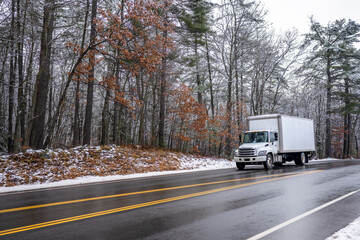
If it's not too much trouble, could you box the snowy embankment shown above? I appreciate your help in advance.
[0,145,233,193]
[326,216,360,240]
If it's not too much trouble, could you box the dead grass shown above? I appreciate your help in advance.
[0,145,230,187]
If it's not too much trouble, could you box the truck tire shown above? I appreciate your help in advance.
[236,162,245,170]
[263,154,273,170]
[295,152,307,165]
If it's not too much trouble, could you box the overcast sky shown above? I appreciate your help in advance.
[263,0,360,35]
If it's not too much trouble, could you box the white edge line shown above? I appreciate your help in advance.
[247,189,360,240]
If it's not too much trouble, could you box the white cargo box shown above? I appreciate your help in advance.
[247,114,316,153]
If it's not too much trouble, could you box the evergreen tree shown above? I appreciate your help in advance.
[179,0,212,104]
[303,18,360,158]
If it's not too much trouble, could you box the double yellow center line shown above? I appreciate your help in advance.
[0,171,312,214]
[0,170,322,236]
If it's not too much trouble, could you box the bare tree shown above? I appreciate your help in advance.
[83,0,97,145]
[26,0,55,149]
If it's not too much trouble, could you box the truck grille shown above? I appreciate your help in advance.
[238,148,256,156]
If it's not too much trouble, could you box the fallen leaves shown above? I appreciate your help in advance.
[0,145,231,187]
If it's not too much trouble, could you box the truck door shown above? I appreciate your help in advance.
[270,131,278,156]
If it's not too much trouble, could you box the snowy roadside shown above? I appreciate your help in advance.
[0,145,234,193]
[0,166,233,193]
[0,146,351,193]
[326,216,360,240]
[313,158,343,162]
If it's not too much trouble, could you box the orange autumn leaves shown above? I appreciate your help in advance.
[64,0,246,153]
[170,84,247,152]
[95,0,174,75]
[66,0,174,108]
[171,84,208,145]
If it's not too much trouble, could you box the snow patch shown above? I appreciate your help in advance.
[313,158,343,162]
[326,216,360,240]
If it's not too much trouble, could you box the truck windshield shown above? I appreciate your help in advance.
[243,132,269,143]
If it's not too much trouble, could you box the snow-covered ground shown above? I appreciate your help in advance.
[0,145,234,193]
[0,165,233,193]
[313,158,344,162]
[326,216,360,240]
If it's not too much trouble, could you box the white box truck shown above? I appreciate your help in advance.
[234,114,316,170]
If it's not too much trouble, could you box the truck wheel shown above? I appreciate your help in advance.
[263,154,273,170]
[236,162,245,170]
[295,153,307,165]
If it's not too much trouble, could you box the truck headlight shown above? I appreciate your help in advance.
[258,150,267,156]
[234,149,239,156]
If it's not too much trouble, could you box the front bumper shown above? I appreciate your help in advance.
[234,155,266,163]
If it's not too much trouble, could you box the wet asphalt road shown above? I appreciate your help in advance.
[1,159,360,240]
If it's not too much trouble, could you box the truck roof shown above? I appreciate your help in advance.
[247,114,313,122]
[245,130,271,133]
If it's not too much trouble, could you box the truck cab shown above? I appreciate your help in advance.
[234,114,316,170]
[234,130,278,170]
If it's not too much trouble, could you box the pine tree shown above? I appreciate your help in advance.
[179,0,212,104]
[303,18,360,158]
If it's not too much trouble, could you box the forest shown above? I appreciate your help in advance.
[0,0,359,159]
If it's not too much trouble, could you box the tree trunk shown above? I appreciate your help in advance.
[315,94,323,158]
[235,60,241,145]
[0,41,9,151]
[136,73,145,145]
[26,0,55,149]
[83,0,97,145]
[73,0,89,146]
[8,0,16,153]
[205,34,214,117]
[195,38,202,104]
[150,75,158,146]
[112,60,121,145]
[101,88,110,145]
[324,54,332,158]
[73,81,81,146]
[342,77,351,159]
[138,103,146,145]
[15,0,27,148]
[158,17,168,148]
[24,32,35,139]
[48,76,53,129]
[225,72,233,156]
[113,100,120,144]
[355,135,359,158]
[240,69,244,124]
[112,0,126,146]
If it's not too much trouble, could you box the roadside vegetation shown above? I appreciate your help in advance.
[0,145,232,187]
[0,0,359,163]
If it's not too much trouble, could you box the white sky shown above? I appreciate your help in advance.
[263,0,360,35]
